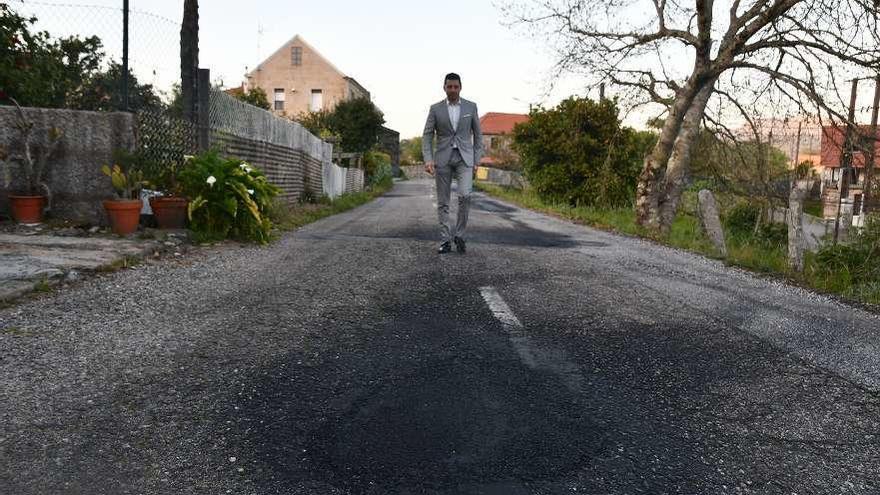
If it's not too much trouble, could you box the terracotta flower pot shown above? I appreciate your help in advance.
[103,199,143,235]
[8,194,46,224]
[149,196,189,229]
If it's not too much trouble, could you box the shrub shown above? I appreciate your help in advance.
[755,222,788,246]
[512,96,655,208]
[811,213,880,289]
[724,202,759,237]
[364,150,392,185]
[177,151,281,244]
[233,87,270,110]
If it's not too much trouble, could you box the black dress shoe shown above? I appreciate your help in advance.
[453,236,466,254]
[438,241,452,254]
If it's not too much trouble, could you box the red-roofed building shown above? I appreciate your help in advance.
[224,85,245,98]
[820,125,880,217]
[479,112,529,167]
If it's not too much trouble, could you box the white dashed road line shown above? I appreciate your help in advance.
[480,286,584,393]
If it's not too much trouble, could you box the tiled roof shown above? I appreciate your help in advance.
[820,125,880,168]
[224,85,245,97]
[480,112,529,135]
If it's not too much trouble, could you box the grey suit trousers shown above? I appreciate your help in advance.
[435,149,473,243]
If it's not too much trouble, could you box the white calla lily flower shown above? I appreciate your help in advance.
[247,189,255,195]
[206,175,217,186]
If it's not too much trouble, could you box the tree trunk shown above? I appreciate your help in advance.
[635,77,704,229]
[180,0,199,122]
[657,83,716,233]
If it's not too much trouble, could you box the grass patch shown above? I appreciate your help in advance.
[804,199,823,218]
[33,279,52,293]
[476,182,876,308]
[477,183,722,258]
[1,326,35,336]
[268,179,393,235]
[95,255,142,273]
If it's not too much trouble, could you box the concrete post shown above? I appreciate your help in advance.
[788,180,812,272]
[697,189,727,257]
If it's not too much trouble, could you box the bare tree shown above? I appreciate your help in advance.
[502,0,880,233]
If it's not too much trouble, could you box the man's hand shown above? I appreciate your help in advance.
[425,161,435,176]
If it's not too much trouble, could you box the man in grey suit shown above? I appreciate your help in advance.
[422,73,483,254]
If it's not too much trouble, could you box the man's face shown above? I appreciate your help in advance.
[444,79,461,102]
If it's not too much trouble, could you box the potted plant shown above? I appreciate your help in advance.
[1,97,63,224]
[101,164,146,235]
[147,156,189,229]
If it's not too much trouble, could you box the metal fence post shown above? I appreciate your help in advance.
[197,68,210,151]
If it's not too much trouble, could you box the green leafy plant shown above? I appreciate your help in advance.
[810,213,880,291]
[363,150,392,185]
[177,150,281,243]
[101,163,146,200]
[723,202,760,238]
[111,148,182,195]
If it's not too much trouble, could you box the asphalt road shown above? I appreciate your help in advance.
[2,178,880,494]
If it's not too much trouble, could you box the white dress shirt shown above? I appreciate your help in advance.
[447,99,461,148]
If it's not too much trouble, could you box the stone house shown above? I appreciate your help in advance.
[241,34,370,118]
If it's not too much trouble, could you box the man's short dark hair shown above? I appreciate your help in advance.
[444,73,461,85]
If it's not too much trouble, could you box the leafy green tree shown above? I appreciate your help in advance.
[72,62,164,111]
[234,87,270,110]
[399,136,423,165]
[1,5,104,108]
[327,97,385,153]
[513,97,654,208]
[295,109,334,137]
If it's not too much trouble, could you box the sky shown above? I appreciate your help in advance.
[16,0,876,140]
[13,0,596,138]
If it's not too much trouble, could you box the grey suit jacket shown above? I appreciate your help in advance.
[422,98,483,168]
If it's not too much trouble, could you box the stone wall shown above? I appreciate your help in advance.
[476,166,527,189]
[400,165,433,180]
[768,207,835,251]
[0,106,136,224]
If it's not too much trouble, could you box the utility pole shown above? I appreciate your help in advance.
[121,0,129,111]
[793,120,803,171]
[599,83,605,101]
[864,76,880,214]
[834,79,859,244]
[181,0,200,123]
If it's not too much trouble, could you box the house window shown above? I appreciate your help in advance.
[310,89,323,112]
[291,46,302,66]
[274,88,285,111]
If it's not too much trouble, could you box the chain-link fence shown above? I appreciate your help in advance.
[6,1,182,111]
[5,2,197,171]
[209,88,328,161]
[137,107,198,168]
